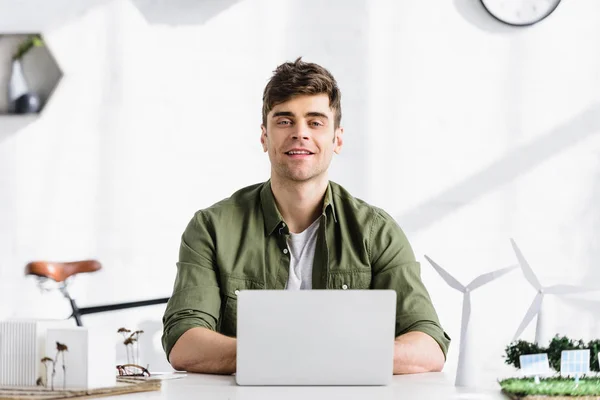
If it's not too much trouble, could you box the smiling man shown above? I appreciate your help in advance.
[162,57,451,375]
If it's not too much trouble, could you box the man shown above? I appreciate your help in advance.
[162,57,451,375]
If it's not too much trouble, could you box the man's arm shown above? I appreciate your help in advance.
[169,327,236,374]
[393,331,445,374]
[369,208,451,374]
[162,211,229,374]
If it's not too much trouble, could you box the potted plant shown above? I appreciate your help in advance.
[7,34,43,114]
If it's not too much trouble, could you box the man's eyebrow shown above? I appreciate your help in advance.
[271,111,329,119]
[272,111,294,118]
[305,112,328,119]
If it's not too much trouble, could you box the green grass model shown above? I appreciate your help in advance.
[500,335,600,398]
[499,376,600,398]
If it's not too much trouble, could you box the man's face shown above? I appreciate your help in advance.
[261,94,343,183]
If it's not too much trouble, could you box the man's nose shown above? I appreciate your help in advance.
[292,121,311,140]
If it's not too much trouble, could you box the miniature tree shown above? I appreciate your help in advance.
[587,339,600,372]
[547,336,585,371]
[39,342,68,390]
[504,335,591,372]
[504,340,545,369]
[56,342,68,389]
[132,330,144,365]
[117,327,131,339]
[40,356,53,389]
[123,336,135,364]
[118,328,133,364]
[118,327,144,365]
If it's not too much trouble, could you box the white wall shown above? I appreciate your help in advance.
[1,0,599,376]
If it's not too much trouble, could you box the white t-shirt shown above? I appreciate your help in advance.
[285,218,320,290]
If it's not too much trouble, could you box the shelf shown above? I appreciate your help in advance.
[0,114,37,141]
[0,33,62,116]
[131,0,243,25]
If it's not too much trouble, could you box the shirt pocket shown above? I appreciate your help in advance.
[327,270,372,290]
[219,275,264,337]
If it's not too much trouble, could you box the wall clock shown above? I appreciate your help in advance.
[480,0,561,26]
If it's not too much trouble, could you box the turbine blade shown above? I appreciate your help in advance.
[560,297,600,313]
[545,284,599,295]
[424,255,465,292]
[512,292,544,342]
[467,264,518,291]
[510,238,542,290]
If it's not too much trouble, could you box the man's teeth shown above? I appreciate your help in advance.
[287,151,311,155]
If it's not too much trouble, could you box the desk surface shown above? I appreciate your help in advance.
[105,371,509,400]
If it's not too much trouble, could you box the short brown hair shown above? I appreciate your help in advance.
[262,57,342,128]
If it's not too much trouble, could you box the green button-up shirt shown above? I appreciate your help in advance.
[162,180,451,360]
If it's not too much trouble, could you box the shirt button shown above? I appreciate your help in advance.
[282,223,286,227]
[283,249,288,254]
[234,290,240,296]
[342,284,348,290]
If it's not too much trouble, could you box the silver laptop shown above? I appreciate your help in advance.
[236,290,396,386]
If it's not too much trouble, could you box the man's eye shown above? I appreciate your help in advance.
[278,120,292,126]
[310,121,324,127]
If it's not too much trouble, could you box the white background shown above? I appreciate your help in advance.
[1,0,599,376]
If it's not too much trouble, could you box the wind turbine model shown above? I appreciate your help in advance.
[510,238,597,345]
[424,255,517,387]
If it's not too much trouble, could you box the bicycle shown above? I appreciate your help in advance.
[25,260,170,327]
[25,260,172,375]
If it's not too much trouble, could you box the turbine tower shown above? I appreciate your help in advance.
[510,238,596,345]
[425,255,517,387]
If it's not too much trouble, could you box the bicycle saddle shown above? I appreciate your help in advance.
[25,260,102,282]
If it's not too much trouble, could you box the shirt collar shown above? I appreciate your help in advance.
[322,182,338,223]
[260,180,338,236]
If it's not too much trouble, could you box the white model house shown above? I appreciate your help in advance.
[0,320,115,389]
[0,319,70,386]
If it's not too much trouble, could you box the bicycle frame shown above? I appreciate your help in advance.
[58,283,169,326]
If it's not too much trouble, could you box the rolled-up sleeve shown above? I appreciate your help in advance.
[369,209,451,359]
[161,211,221,360]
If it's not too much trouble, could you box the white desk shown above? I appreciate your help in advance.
[105,372,509,399]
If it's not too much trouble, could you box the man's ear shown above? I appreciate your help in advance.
[261,125,268,152]
[333,127,344,154]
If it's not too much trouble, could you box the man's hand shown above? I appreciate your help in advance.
[393,331,445,374]
[169,327,237,374]
[168,328,444,376]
